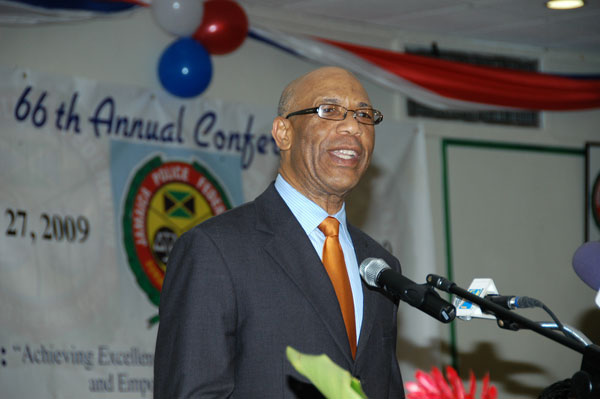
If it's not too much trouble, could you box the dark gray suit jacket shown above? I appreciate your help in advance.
[154,183,404,398]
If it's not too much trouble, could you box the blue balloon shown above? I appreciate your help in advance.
[158,38,213,98]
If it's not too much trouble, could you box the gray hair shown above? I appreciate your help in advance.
[277,85,295,117]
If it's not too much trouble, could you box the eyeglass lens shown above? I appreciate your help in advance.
[318,104,379,125]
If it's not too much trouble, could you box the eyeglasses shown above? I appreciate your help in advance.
[285,104,383,125]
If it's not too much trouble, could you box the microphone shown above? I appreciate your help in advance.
[572,241,600,308]
[359,258,456,323]
[485,294,542,310]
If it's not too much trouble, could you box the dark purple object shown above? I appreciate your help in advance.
[573,241,600,290]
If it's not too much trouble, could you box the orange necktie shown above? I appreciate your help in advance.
[319,216,357,359]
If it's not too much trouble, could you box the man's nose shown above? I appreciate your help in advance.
[336,111,363,135]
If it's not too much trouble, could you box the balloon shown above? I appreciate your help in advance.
[193,0,249,55]
[158,38,213,98]
[152,0,205,37]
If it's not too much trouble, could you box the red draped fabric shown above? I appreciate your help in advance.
[319,38,600,111]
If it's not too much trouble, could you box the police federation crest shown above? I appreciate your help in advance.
[122,156,232,306]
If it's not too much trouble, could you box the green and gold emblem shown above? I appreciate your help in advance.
[122,156,231,306]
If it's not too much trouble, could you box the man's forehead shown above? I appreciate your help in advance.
[298,78,370,103]
[284,67,372,108]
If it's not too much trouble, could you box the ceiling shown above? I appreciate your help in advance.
[241,0,600,55]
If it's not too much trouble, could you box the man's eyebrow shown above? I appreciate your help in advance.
[321,98,372,108]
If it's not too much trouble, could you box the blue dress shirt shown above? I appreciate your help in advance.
[274,174,363,344]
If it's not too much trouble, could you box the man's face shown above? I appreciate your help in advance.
[281,69,375,204]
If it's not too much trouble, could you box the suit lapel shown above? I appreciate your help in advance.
[349,225,381,364]
[255,185,354,364]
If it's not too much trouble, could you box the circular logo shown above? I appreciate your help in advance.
[123,156,231,306]
[592,172,600,230]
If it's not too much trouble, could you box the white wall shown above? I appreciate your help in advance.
[2,6,600,398]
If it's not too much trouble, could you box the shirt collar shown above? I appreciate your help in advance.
[274,174,347,235]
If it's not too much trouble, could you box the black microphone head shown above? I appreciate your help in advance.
[572,241,600,291]
[359,257,390,287]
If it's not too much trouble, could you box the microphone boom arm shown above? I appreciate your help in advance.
[427,274,600,399]
[426,274,586,353]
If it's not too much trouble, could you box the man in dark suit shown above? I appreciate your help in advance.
[154,66,404,398]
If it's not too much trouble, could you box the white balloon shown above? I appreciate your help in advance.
[152,0,205,37]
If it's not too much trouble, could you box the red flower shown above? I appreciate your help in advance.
[405,366,498,399]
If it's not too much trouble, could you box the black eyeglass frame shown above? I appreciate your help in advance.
[285,104,383,125]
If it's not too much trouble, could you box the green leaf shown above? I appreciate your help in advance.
[285,346,368,399]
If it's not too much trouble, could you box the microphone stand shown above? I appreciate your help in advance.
[427,274,600,399]
[538,322,593,347]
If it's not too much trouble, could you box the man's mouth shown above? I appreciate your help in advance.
[331,149,359,160]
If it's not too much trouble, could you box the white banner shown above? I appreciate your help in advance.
[0,66,438,398]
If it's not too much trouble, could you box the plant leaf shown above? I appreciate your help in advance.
[286,346,367,399]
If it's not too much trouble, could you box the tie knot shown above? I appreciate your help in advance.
[318,216,340,237]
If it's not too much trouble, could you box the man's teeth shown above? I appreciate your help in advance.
[332,149,357,159]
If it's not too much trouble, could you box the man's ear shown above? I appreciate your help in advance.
[271,116,292,151]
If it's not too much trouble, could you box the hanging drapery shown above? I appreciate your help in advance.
[250,27,600,111]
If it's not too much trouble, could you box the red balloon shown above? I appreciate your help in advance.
[193,0,249,55]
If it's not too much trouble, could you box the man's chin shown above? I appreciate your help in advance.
[324,176,363,197]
